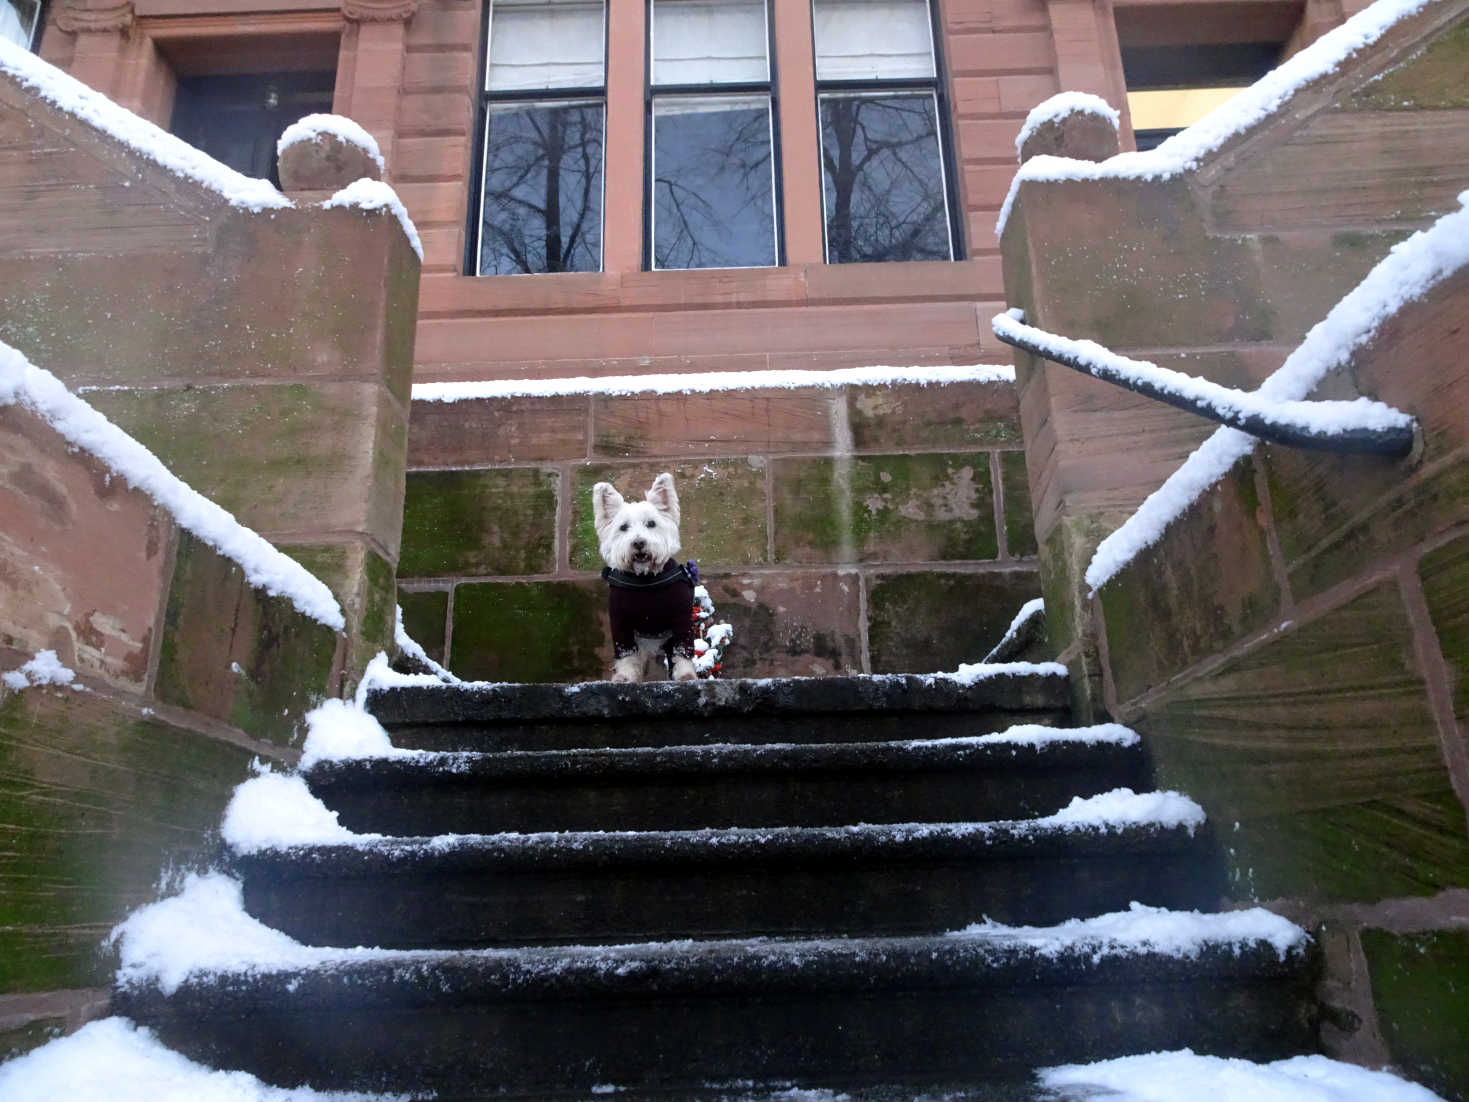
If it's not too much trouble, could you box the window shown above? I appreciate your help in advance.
[813,0,957,263]
[474,0,606,275]
[648,0,778,270]
[2,0,42,50]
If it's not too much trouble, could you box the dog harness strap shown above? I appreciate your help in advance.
[601,562,690,589]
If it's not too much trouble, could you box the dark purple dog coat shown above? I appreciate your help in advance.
[602,561,695,662]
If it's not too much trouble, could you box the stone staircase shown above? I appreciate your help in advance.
[115,670,1320,1099]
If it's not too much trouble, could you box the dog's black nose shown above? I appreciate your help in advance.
[633,539,646,550]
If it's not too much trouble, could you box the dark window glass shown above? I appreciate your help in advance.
[652,96,775,270]
[479,101,604,275]
[1,0,41,50]
[819,92,950,265]
[169,71,335,185]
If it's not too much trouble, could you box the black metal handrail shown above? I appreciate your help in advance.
[993,311,1417,457]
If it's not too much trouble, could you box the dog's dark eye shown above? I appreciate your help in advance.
[645,519,656,528]
[619,523,629,532]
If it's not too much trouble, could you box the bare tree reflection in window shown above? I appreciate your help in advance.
[480,101,604,275]
[821,93,950,264]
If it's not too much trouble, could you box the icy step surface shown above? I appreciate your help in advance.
[113,907,1318,1099]
[301,726,1147,835]
[230,809,1220,948]
[367,669,1071,752]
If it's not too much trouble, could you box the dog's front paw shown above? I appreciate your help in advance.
[611,656,643,683]
[671,656,697,681]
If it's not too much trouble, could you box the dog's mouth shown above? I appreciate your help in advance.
[630,550,655,568]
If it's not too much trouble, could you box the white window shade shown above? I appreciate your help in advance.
[2,1,38,49]
[487,0,605,92]
[653,0,768,86]
[813,0,934,81]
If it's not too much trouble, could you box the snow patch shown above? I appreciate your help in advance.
[981,596,1045,663]
[354,651,458,707]
[0,38,289,212]
[0,342,345,630]
[321,179,424,261]
[950,901,1308,961]
[277,113,385,172]
[298,697,415,769]
[2,649,77,692]
[940,660,1067,685]
[413,364,1016,402]
[1014,91,1119,158]
[1085,195,1469,592]
[220,771,381,854]
[996,0,1440,235]
[0,1016,409,1102]
[393,606,461,682]
[905,721,1140,750]
[1045,787,1205,833]
[1041,1048,1447,1101]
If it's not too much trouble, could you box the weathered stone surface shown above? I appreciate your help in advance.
[1268,451,1469,601]
[87,382,408,558]
[1345,21,1469,110]
[999,450,1036,558]
[448,580,609,682]
[398,589,449,666]
[1420,533,1469,727]
[408,396,588,467]
[772,453,997,564]
[155,534,340,745]
[569,459,767,572]
[0,405,169,692]
[281,541,396,689]
[278,130,383,194]
[0,687,253,991]
[1017,109,1119,164]
[868,570,1043,674]
[1360,927,1469,1100]
[591,389,837,459]
[705,571,863,678]
[1254,232,1410,342]
[1137,583,1469,902]
[845,382,1021,450]
[1101,457,1279,703]
[398,468,557,579]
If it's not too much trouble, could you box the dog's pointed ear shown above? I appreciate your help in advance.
[592,482,625,534]
[646,472,680,527]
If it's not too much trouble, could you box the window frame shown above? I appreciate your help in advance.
[642,0,786,271]
[811,0,965,264]
[467,0,611,276]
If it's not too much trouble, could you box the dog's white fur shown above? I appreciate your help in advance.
[593,473,696,683]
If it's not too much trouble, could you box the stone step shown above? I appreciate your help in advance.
[302,730,1146,835]
[230,818,1220,948]
[114,926,1319,1099]
[365,670,1071,752]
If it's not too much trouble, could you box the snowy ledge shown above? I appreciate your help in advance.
[322,179,424,262]
[0,342,345,631]
[993,309,1416,451]
[412,363,1016,402]
[1013,91,1119,158]
[0,38,289,212]
[1085,191,1469,593]
[995,0,1440,236]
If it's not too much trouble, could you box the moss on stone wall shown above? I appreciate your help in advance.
[1360,928,1469,1099]
[773,453,997,564]
[999,451,1036,558]
[449,580,608,682]
[1420,533,1469,726]
[868,570,1042,674]
[398,590,449,665]
[1347,20,1469,110]
[156,533,339,746]
[399,468,558,579]
[0,689,252,992]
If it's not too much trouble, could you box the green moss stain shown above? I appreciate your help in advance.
[157,533,337,745]
[999,450,1037,557]
[398,590,449,665]
[868,570,1042,674]
[846,384,1021,450]
[773,453,998,564]
[1420,533,1469,724]
[449,580,607,682]
[399,468,557,578]
[569,460,767,572]
[0,690,253,991]
[1361,928,1469,1099]
[1348,21,1469,109]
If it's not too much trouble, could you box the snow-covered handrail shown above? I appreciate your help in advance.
[992,310,1417,457]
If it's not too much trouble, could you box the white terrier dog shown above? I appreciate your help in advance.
[593,473,698,683]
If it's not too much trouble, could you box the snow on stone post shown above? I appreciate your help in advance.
[1015,92,1120,165]
[277,113,386,196]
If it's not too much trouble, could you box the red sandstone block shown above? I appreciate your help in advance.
[397,92,476,137]
[996,73,1061,113]
[393,180,471,226]
[947,32,1056,76]
[405,1,483,48]
[408,395,589,467]
[402,47,477,93]
[959,118,1026,162]
[393,135,474,183]
[591,389,838,458]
